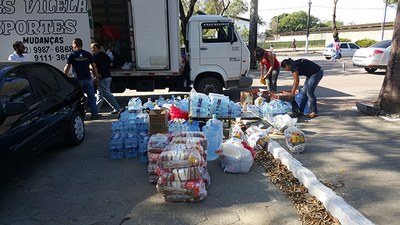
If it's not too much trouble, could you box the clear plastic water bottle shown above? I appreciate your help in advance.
[156,96,166,107]
[143,98,155,110]
[128,97,142,113]
[202,115,223,161]
[179,95,189,112]
[186,119,200,131]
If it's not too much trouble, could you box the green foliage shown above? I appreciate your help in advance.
[199,0,248,17]
[339,38,351,42]
[321,20,344,27]
[355,39,377,47]
[235,25,249,43]
[269,11,322,34]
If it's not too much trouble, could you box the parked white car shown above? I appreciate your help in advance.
[322,42,360,60]
[352,40,391,73]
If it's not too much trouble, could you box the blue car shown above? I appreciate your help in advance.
[0,61,86,177]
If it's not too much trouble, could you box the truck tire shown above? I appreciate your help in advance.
[65,111,85,146]
[195,77,223,94]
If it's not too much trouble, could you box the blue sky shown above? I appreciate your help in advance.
[242,0,397,29]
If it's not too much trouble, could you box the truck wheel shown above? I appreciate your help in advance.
[325,57,331,60]
[364,68,377,73]
[65,111,85,146]
[196,77,223,94]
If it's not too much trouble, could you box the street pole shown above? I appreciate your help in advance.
[381,1,388,40]
[305,0,312,54]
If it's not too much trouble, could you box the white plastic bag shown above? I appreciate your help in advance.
[217,140,254,173]
[284,126,305,154]
[273,114,298,132]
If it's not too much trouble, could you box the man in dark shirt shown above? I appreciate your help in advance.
[64,38,102,120]
[281,58,324,118]
[90,42,122,114]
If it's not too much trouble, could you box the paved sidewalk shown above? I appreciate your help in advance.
[249,58,400,225]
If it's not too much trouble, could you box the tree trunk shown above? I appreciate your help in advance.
[249,0,258,69]
[332,0,339,41]
[377,1,400,114]
[179,0,197,48]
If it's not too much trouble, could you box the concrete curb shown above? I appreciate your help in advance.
[268,140,375,225]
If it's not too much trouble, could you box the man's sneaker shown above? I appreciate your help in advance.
[110,110,120,115]
[91,114,103,120]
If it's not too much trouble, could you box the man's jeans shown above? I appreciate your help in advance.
[299,69,324,114]
[78,79,98,115]
[96,77,121,112]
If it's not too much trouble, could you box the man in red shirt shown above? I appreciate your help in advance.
[94,23,121,54]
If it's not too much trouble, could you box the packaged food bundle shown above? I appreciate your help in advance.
[246,131,269,151]
[156,178,207,202]
[148,152,161,163]
[284,126,306,154]
[216,140,254,173]
[170,136,208,154]
[169,131,206,139]
[155,166,202,182]
[158,147,204,169]
[245,125,262,137]
[229,118,245,141]
[147,133,170,153]
[163,143,205,158]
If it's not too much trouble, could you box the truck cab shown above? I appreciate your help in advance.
[187,15,252,93]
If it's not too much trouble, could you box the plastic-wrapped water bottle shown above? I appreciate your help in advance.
[110,133,125,159]
[143,98,155,110]
[179,95,189,112]
[124,133,138,158]
[138,133,150,163]
[156,96,166,107]
[128,97,142,113]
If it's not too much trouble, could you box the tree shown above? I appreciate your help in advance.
[385,0,398,6]
[200,0,248,17]
[332,0,339,41]
[179,0,197,46]
[248,0,258,69]
[377,1,400,113]
[269,12,320,34]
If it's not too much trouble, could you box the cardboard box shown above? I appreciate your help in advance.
[149,109,168,134]
[240,89,269,105]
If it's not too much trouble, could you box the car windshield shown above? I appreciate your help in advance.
[326,44,333,48]
[369,40,391,48]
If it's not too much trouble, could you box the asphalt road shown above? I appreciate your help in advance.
[0,53,389,225]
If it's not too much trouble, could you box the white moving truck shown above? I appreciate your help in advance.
[0,0,252,94]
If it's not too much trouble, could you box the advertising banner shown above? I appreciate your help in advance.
[0,0,91,70]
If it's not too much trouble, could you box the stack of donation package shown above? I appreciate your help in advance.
[154,131,210,202]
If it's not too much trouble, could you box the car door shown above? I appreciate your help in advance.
[340,43,351,57]
[23,64,69,149]
[0,68,37,168]
[348,43,360,57]
[199,22,241,79]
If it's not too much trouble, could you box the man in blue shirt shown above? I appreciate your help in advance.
[64,38,102,120]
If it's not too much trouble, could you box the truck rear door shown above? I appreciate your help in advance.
[199,22,241,78]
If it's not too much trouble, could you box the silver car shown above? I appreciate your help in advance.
[352,40,391,73]
[322,42,360,60]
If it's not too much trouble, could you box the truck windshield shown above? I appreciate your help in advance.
[201,22,237,43]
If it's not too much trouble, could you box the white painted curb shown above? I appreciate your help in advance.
[268,140,375,225]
